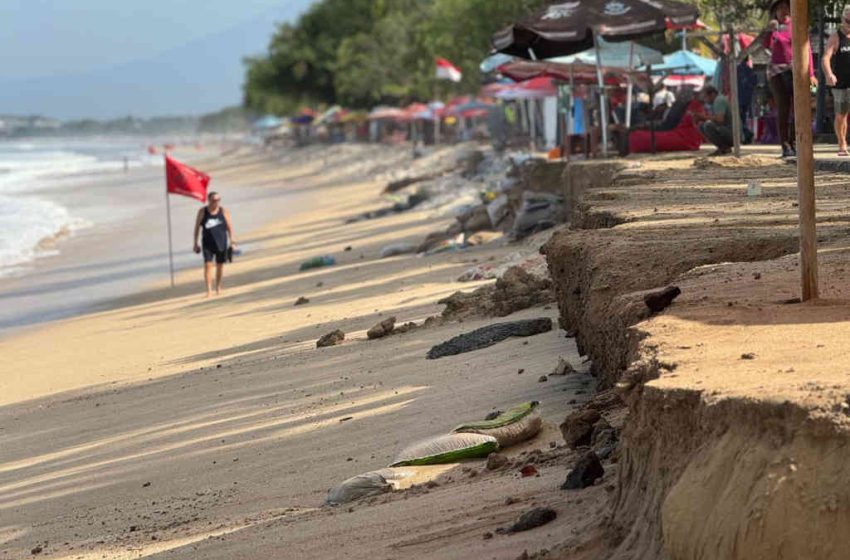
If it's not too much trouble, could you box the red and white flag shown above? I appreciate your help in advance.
[435,57,462,82]
[164,155,210,202]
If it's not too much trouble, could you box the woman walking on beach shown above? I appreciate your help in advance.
[193,191,236,298]
[763,0,817,158]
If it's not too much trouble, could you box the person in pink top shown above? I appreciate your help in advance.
[763,0,817,158]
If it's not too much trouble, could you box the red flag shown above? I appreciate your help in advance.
[165,155,210,202]
[435,57,462,82]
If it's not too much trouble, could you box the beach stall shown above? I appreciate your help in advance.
[367,106,408,143]
[491,0,699,155]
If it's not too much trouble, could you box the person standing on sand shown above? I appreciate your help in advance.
[693,85,733,156]
[193,192,236,298]
[763,0,817,159]
[823,5,850,156]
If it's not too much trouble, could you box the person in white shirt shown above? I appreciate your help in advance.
[652,84,676,119]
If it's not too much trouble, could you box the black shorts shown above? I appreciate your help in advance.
[203,247,227,264]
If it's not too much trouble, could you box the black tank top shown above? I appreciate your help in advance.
[201,207,228,252]
[835,30,850,89]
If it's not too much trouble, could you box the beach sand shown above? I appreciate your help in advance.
[0,145,594,559]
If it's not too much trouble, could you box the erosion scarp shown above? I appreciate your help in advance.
[543,155,850,559]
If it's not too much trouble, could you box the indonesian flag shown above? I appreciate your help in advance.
[165,155,210,202]
[435,57,462,82]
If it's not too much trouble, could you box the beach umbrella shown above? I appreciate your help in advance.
[480,52,516,73]
[497,60,626,85]
[253,115,283,130]
[492,0,700,60]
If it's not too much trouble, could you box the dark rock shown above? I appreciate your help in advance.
[483,531,493,540]
[426,318,553,359]
[538,375,548,383]
[317,330,345,348]
[506,507,557,533]
[486,452,509,470]
[595,444,616,461]
[560,409,601,448]
[644,286,681,314]
[367,317,396,340]
[562,452,604,490]
[741,353,756,360]
[31,546,43,555]
[344,246,353,252]
[439,267,554,320]
[294,296,310,306]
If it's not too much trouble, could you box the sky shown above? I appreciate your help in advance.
[0,0,315,119]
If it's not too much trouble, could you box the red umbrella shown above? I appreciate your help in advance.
[497,60,625,85]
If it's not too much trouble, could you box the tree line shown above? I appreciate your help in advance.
[242,0,845,115]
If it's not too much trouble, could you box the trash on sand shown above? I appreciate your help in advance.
[325,468,417,505]
[300,255,336,272]
[519,464,538,477]
[379,242,418,259]
[511,192,565,240]
[426,318,553,359]
[294,296,310,306]
[486,194,511,230]
[746,180,763,197]
[454,402,542,448]
[390,433,498,467]
[316,329,345,348]
[325,471,392,505]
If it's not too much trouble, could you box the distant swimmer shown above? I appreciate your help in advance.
[193,191,236,298]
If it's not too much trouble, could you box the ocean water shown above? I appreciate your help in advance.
[0,139,156,276]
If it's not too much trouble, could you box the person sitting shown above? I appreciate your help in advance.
[693,85,733,156]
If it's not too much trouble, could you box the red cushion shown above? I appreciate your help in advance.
[629,100,704,153]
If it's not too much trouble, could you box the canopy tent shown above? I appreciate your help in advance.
[654,50,717,76]
[549,38,663,69]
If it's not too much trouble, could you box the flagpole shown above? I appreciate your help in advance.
[164,184,175,288]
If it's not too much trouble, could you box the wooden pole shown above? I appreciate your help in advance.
[164,187,175,288]
[791,0,819,300]
[728,27,743,157]
[593,32,610,157]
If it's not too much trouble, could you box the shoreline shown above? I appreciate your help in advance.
[0,145,307,335]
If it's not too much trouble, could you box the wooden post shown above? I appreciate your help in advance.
[791,0,819,300]
[728,27,743,157]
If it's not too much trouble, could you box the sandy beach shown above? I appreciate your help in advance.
[0,143,600,559]
[7,139,850,560]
